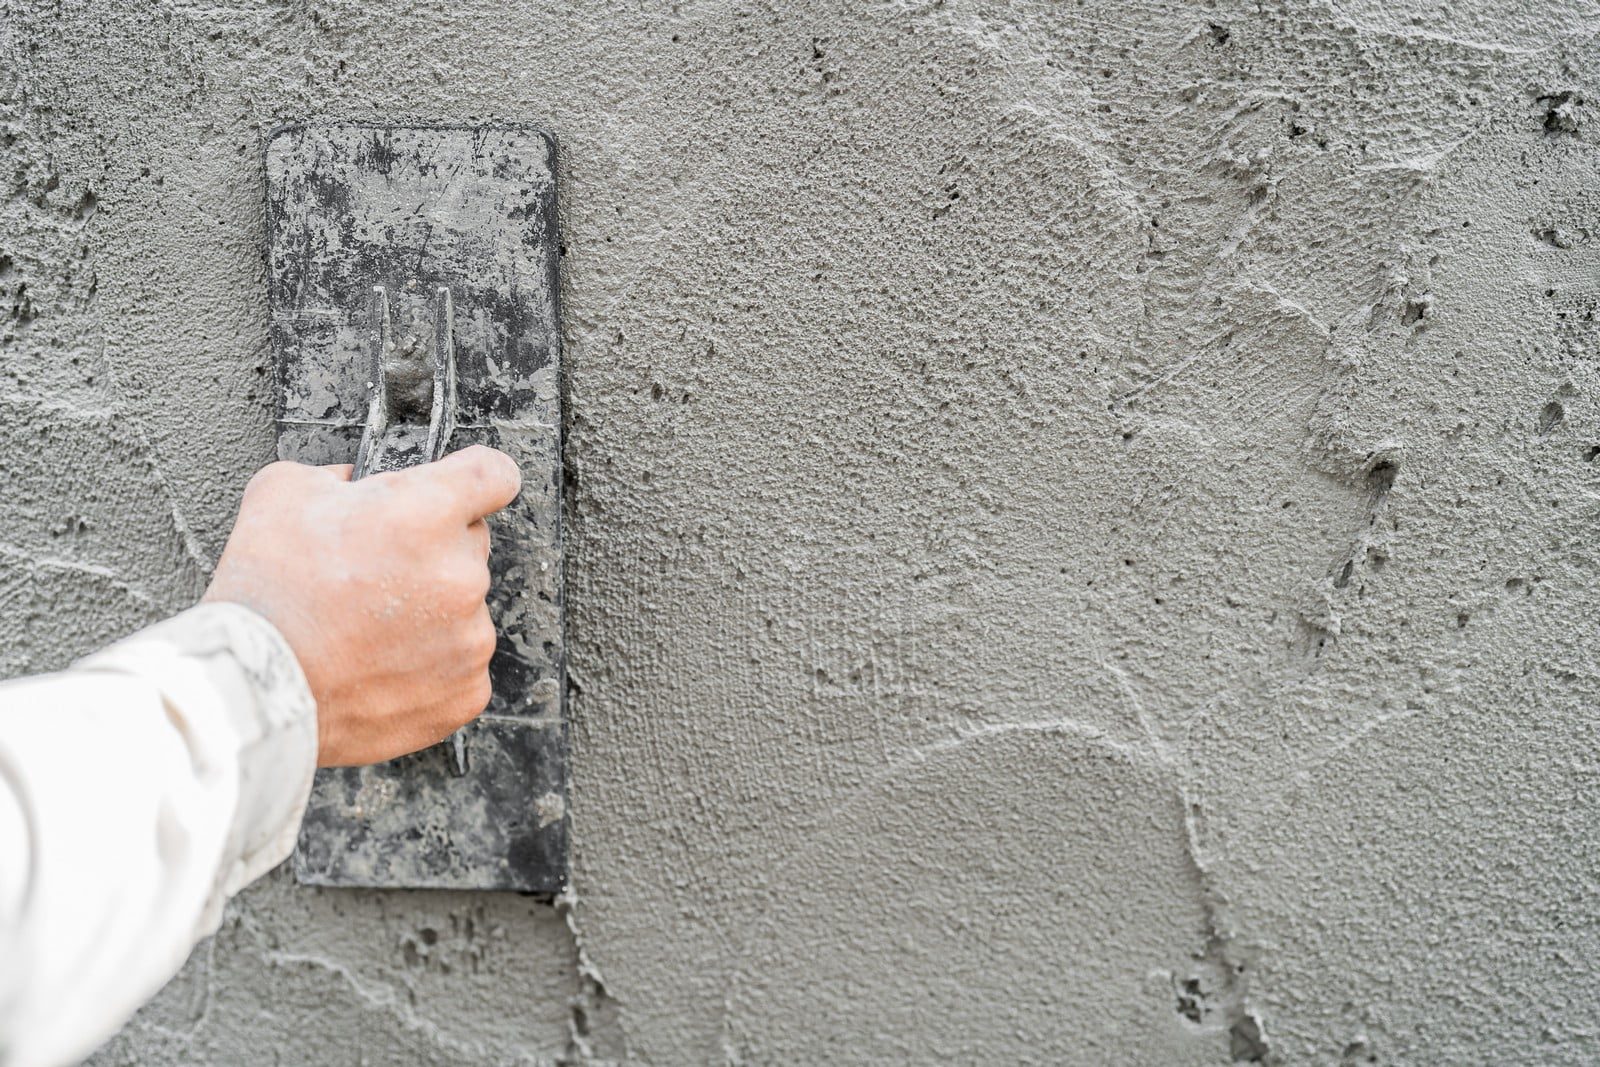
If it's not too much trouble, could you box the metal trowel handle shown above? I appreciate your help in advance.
[354,284,457,478]
[353,283,470,776]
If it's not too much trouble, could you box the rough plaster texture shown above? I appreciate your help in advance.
[4,0,1600,1063]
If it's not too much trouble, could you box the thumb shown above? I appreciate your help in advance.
[396,445,522,522]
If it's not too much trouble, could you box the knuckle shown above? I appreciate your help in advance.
[458,673,493,721]
[467,562,493,601]
[471,616,498,665]
[244,460,297,496]
[378,482,448,536]
[442,562,490,607]
[407,478,454,517]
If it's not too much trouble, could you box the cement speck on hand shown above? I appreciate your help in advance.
[3,0,1600,1063]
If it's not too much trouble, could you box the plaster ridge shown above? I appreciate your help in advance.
[1089,628,1176,765]
[261,948,492,1062]
[754,716,1178,894]
[0,389,114,423]
[555,888,626,1066]
[0,542,159,607]
[1291,703,1425,788]
[1324,0,1580,58]
[1178,788,1273,1064]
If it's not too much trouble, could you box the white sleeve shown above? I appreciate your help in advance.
[0,603,318,1067]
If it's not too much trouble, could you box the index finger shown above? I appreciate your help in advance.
[404,445,522,522]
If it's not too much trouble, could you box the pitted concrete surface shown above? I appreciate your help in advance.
[4,1,1600,1063]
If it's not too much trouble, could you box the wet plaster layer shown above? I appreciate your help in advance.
[4,0,1600,1063]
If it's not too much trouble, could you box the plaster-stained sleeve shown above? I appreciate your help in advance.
[0,604,316,1067]
[75,603,319,910]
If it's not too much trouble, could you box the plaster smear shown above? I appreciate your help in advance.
[3,0,1600,1063]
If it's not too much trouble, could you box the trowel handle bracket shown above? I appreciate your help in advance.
[353,283,469,777]
[353,283,457,479]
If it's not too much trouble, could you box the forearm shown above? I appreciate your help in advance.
[0,605,316,1067]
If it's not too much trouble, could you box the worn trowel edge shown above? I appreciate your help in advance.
[263,120,565,160]
[260,118,568,318]
[264,122,571,894]
[260,118,567,288]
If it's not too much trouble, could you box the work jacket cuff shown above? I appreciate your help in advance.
[75,603,318,911]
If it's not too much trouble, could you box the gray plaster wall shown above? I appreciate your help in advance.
[4,0,1599,1063]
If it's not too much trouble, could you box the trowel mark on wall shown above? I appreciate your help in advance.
[556,890,626,1065]
[0,549,161,677]
[1175,793,1273,1064]
[1172,920,1271,1062]
[1,82,218,593]
[0,81,103,370]
[720,725,1242,1061]
[1329,455,1399,594]
[1535,185,1600,380]
[1538,399,1566,435]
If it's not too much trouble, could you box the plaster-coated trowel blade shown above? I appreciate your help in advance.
[265,124,567,893]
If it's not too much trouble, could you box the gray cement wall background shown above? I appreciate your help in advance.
[4,0,1599,1062]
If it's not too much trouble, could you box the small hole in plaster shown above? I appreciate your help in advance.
[1367,461,1398,494]
[1230,1014,1269,1062]
[1539,401,1565,434]
[1175,977,1204,1023]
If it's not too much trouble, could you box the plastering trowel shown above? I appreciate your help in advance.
[264,124,566,892]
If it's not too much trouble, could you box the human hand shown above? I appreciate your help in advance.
[202,445,521,766]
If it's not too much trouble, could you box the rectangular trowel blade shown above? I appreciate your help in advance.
[265,124,567,892]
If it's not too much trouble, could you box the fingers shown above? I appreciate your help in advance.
[396,445,522,523]
[469,603,497,669]
[467,518,491,562]
[448,605,497,731]
[243,460,350,504]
